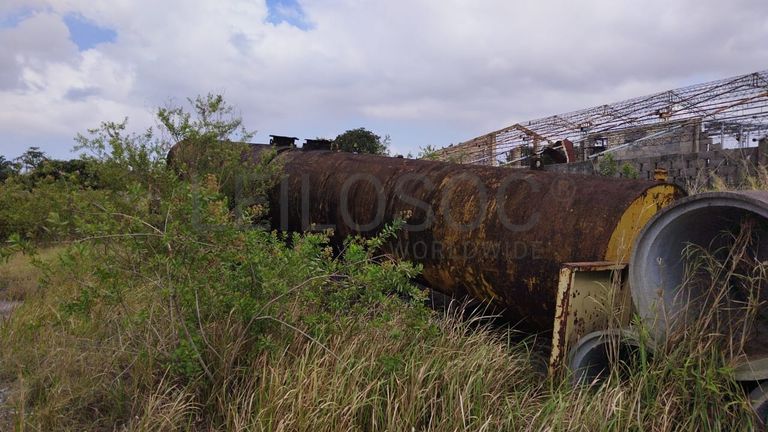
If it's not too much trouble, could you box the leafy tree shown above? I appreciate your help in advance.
[23,158,99,187]
[75,94,254,189]
[74,118,161,192]
[15,147,47,172]
[75,93,276,224]
[0,155,19,182]
[159,94,259,182]
[159,94,280,218]
[157,93,253,148]
[333,128,389,155]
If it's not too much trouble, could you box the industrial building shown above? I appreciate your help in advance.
[433,70,768,169]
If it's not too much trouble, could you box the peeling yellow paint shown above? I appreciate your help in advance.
[548,262,631,376]
[605,184,681,263]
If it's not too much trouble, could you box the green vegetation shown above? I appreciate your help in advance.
[0,247,62,302]
[417,144,439,160]
[333,127,389,155]
[0,95,761,430]
[686,160,768,194]
[0,156,19,182]
[597,153,640,179]
[14,147,47,172]
[620,162,640,179]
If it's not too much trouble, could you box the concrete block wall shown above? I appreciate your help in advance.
[434,133,496,165]
[544,145,763,191]
[581,120,716,161]
[545,160,594,176]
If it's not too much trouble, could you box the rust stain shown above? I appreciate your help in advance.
[170,142,685,333]
[265,150,684,331]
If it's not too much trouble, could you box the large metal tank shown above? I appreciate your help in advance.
[260,148,684,331]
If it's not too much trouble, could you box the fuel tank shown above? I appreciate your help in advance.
[260,148,684,331]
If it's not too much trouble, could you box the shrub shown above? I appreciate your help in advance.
[620,162,639,179]
[0,94,760,431]
[0,176,113,242]
[598,153,618,176]
[333,128,389,155]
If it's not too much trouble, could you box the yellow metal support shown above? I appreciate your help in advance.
[548,262,632,376]
[605,184,681,263]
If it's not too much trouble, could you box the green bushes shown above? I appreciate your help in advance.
[0,93,433,429]
[333,127,389,155]
[0,169,433,429]
[2,228,757,430]
[0,94,761,430]
[0,176,113,242]
[0,166,759,429]
[597,153,639,179]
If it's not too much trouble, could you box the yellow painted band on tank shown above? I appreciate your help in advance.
[604,184,683,263]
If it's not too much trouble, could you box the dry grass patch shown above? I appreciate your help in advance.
[0,246,63,302]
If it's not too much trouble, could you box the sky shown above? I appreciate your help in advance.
[0,0,767,160]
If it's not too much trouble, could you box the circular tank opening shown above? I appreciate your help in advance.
[569,330,643,386]
[630,192,768,369]
[750,381,768,425]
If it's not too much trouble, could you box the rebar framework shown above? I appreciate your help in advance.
[434,70,768,166]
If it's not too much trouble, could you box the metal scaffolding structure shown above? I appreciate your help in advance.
[434,70,768,166]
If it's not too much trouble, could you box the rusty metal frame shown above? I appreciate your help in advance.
[548,261,633,376]
[434,70,768,166]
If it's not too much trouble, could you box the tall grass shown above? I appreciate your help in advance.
[0,94,763,430]
[686,157,768,194]
[0,246,62,302]
[0,190,761,430]
[677,217,768,363]
[0,244,758,430]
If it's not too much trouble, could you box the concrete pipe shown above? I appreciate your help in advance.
[629,191,768,374]
[749,381,768,424]
[568,328,647,385]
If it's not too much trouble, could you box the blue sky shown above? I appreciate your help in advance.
[0,8,31,28]
[62,14,116,51]
[1,8,117,49]
[265,0,311,30]
[0,0,767,161]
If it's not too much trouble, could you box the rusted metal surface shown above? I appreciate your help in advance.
[263,149,684,331]
[303,139,333,151]
[168,140,684,333]
[269,135,298,148]
[561,139,576,163]
[548,262,632,375]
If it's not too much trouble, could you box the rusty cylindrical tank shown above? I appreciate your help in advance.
[256,148,684,332]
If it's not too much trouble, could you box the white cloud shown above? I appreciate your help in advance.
[0,11,143,141]
[0,12,77,89]
[1,0,767,159]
